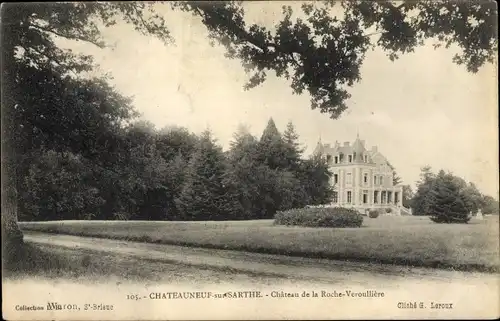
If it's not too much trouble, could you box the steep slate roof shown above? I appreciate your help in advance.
[317,142,348,156]
[352,135,365,153]
[313,135,389,165]
[313,140,324,155]
[367,150,385,163]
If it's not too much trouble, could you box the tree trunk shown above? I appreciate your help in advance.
[1,12,24,264]
[1,157,24,263]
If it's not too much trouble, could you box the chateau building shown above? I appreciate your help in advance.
[313,135,411,215]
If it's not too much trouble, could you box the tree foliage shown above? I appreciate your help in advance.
[387,162,402,186]
[1,2,169,248]
[176,0,497,118]
[16,118,333,223]
[20,150,105,221]
[224,119,333,219]
[257,118,289,170]
[297,153,334,206]
[411,166,495,222]
[2,1,497,251]
[283,121,305,170]
[482,195,500,214]
[427,170,470,223]
[224,130,262,219]
[175,130,239,220]
[411,166,437,216]
[401,184,413,208]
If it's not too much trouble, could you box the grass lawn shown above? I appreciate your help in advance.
[4,242,283,285]
[19,215,500,273]
[3,242,153,281]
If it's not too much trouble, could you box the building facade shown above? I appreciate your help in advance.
[313,135,410,215]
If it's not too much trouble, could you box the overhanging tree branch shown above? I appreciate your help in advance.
[29,23,105,48]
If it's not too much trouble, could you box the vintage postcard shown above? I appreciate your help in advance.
[2,1,499,320]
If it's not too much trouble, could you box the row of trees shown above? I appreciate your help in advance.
[19,119,334,222]
[411,166,499,221]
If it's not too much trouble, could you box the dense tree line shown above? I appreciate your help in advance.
[18,119,333,222]
[411,166,499,220]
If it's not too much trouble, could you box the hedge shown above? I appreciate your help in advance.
[274,207,363,228]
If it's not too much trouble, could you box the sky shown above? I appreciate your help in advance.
[58,2,498,197]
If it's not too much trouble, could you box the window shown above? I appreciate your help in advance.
[326,154,332,163]
[374,191,379,204]
[381,191,387,204]
[395,192,399,204]
[332,192,338,203]
[388,191,393,204]
[334,156,338,164]
[339,153,344,162]
[346,172,352,184]
[364,155,368,163]
[348,155,353,163]
[333,174,338,184]
[347,191,352,204]
[380,176,384,185]
[374,176,378,185]
[363,173,368,184]
[363,190,368,204]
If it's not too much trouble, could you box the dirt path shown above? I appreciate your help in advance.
[4,231,498,320]
[23,231,497,288]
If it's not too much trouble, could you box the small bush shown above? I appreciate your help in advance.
[368,210,380,218]
[430,214,470,224]
[385,208,392,214]
[274,207,363,228]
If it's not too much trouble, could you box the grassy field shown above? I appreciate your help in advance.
[3,242,153,281]
[4,242,297,286]
[19,215,500,272]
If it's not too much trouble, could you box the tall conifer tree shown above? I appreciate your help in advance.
[176,130,238,220]
[258,118,288,170]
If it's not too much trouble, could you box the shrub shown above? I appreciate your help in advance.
[274,207,363,228]
[430,215,470,224]
[368,210,380,218]
[385,208,392,214]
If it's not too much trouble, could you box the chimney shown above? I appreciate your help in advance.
[335,140,340,148]
[324,143,331,149]
[344,142,350,147]
[371,146,378,153]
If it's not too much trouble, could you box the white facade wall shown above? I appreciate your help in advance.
[327,153,403,214]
